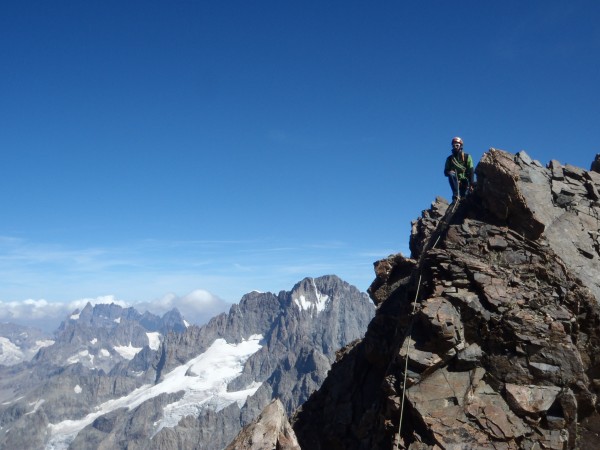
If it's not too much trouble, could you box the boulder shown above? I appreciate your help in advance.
[226,399,301,450]
[505,383,562,416]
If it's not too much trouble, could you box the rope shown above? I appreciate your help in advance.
[395,197,461,449]
[397,273,421,445]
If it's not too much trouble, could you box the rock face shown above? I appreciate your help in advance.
[35,302,187,372]
[293,149,600,450]
[0,276,374,449]
[225,399,301,450]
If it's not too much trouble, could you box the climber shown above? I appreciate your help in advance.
[444,136,474,202]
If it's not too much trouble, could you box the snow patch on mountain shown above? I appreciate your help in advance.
[66,350,93,366]
[113,343,142,360]
[153,336,264,434]
[293,279,330,313]
[34,339,55,349]
[0,337,24,365]
[146,332,161,351]
[0,336,54,366]
[25,399,45,416]
[46,334,263,450]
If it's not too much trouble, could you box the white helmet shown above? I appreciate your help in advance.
[452,136,463,146]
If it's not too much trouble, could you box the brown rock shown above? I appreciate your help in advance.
[489,235,509,250]
[418,297,463,351]
[505,383,561,416]
[293,149,600,450]
[476,149,545,240]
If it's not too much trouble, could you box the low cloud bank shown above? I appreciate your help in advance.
[135,290,232,326]
[0,291,231,333]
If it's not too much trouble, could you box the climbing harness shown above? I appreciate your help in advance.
[395,197,462,449]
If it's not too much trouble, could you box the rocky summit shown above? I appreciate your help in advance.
[291,149,600,450]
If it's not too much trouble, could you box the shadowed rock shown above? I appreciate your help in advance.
[591,154,600,173]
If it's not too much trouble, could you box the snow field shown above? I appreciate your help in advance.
[46,334,263,449]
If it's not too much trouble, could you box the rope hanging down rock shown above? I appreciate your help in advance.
[396,197,462,449]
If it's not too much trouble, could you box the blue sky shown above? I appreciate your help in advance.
[1,1,599,329]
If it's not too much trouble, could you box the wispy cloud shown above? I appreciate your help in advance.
[0,291,231,333]
[0,295,128,332]
[131,289,231,326]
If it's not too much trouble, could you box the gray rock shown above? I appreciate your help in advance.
[225,399,301,450]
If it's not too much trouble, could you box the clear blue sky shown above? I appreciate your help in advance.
[1,1,599,327]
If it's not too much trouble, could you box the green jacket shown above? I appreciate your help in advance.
[444,152,474,183]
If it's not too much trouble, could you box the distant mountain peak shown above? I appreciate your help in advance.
[291,277,331,314]
[31,302,188,372]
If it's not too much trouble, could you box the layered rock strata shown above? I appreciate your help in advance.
[293,149,600,450]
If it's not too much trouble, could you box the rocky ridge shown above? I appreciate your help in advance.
[0,275,374,449]
[33,302,187,373]
[291,149,600,449]
[66,275,373,450]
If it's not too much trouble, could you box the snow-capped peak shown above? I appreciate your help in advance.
[293,278,330,314]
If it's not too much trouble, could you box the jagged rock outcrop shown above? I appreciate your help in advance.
[293,149,600,449]
[35,303,186,373]
[225,399,301,450]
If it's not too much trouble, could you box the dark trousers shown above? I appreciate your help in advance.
[448,173,469,200]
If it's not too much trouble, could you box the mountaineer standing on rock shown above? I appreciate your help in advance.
[444,136,474,202]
